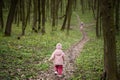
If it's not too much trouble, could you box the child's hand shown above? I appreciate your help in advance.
[48,59,51,61]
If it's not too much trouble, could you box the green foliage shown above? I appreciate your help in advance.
[0,20,82,79]
[71,25,104,80]
[35,63,49,71]
[70,8,105,79]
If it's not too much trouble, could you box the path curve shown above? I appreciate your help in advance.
[31,13,89,80]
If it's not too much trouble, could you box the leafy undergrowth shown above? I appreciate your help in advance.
[71,25,104,80]
[71,26,120,80]
[0,22,82,79]
[70,10,104,79]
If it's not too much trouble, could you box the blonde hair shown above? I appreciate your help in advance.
[56,43,62,49]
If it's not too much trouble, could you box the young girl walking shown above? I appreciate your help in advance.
[49,43,65,77]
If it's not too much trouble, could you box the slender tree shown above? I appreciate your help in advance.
[38,0,41,31]
[73,0,77,11]
[25,0,31,30]
[80,0,84,14]
[96,0,100,37]
[5,0,18,36]
[21,0,25,35]
[0,0,4,30]
[91,0,96,19]
[88,0,91,10]
[51,0,56,30]
[32,0,38,33]
[61,0,69,31]
[21,0,31,35]
[55,0,60,26]
[41,0,46,34]
[61,0,73,32]
[16,0,20,27]
[67,0,73,34]
[51,0,61,31]
[115,0,119,33]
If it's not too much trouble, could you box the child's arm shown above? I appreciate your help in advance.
[49,51,55,61]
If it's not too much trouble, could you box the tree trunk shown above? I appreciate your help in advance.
[21,0,31,35]
[60,0,63,15]
[73,0,77,11]
[67,0,73,35]
[91,0,96,19]
[88,0,91,11]
[5,0,18,36]
[41,0,46,34]
[17,0,21,27]
[61,1,69,31]
[96,0,100,37]
[32,0,38,33]
[51,0,60,31]
[115,0,119,33]
[55,0,60,27]
[21,0,25,35]
[25,0,31,30]
[38,0,41,31]
[51,0,56,30]
[14,7,18,24]
[80,0,84,14]
[101,0,118,80]
[0,0,4,30]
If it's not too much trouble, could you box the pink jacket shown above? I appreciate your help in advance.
[49,43,65,65]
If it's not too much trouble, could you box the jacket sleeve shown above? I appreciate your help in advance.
[49,50,55,61]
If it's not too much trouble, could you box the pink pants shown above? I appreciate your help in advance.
[54,65,63,75]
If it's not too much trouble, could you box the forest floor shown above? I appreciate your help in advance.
[31,14,89,80]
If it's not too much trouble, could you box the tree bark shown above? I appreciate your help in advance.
[61,0,69,31]
[32,0,38,33]
[101,0,118,80]
[38,0,41,30]
[115,0,119,33]
[5,0,18,36]
[73,0,77,10]
[80,0,84,14]
[96,0,100,37]
[51,0,60,31]
[0,0,4,30]
[21,0,31,35]
[67,0,73,34]
[21,0,25,35]
[41,0,46,34]
[51,0,56,30]
[91,0,96,19]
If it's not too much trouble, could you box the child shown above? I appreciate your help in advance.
[80,22,84,31]
[49,43,65,77]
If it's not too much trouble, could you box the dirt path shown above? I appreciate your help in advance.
[32,14,89,80]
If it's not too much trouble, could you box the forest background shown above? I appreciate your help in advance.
[0,0,120,80]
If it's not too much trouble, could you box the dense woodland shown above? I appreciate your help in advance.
[0,0,120,80]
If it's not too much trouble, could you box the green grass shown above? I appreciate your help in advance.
[70,10,120,79]
[71,27,104,80]
[70,9,105,79]
[0,16,82,79]
[1,7,120,80]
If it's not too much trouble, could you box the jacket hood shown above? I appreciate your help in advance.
[56,43,62,49]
